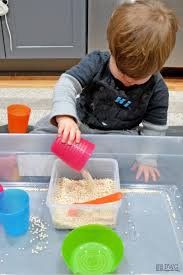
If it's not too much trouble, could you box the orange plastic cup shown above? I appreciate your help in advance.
[7,104,31,133]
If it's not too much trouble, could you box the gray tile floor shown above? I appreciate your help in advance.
[0,88,183,127]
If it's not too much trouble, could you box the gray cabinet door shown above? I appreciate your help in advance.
[163,0,183,67]
[0,20,5,58]
[2,0,86,59]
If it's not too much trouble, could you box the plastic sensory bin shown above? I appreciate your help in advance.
[46,158,121,229]
[0,135,183,274]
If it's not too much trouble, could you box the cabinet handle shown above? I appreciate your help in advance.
[5,14,12,52]
[2,0,13,51]
[0,0,12,51]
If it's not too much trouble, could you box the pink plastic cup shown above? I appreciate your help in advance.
[51,137,95,172]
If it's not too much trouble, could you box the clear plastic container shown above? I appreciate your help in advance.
[46,158,121,229]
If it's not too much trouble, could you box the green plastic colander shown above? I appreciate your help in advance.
[61,224,124,275]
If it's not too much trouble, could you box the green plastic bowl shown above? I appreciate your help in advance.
[61,224,124,275]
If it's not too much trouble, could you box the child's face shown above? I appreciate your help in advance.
[109,56,151,87]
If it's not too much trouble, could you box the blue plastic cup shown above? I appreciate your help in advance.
[0,189,30,237]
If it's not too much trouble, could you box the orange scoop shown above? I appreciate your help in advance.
[68,192,123,217]
[76,192,123,205]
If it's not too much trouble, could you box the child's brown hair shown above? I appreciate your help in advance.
[107,0,179,79]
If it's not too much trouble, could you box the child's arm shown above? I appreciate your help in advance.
[141,74,169,137]
[50,73,82,144]
[50,51,105,144]
[133,74,169,182]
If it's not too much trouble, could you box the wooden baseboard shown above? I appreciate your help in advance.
[0,75,183,90]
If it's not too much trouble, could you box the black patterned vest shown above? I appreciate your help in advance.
[76,61,155,130]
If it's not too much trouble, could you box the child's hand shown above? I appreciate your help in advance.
[131,162,160,183]
[56,116,81,145]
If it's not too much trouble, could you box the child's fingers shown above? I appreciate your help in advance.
[154,168,160,178]
[143,169,149,183]
[150,169,157,182]
[75,129,81,143]
[58,124,65,136]
[136,167,143,180]
[61,127,70,143]
[68,128,76,145]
